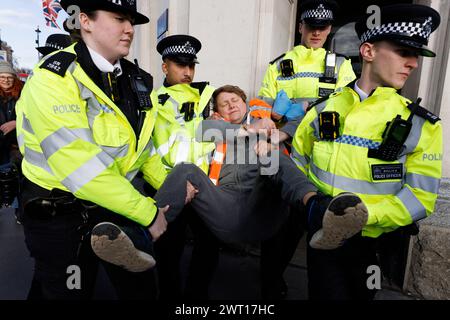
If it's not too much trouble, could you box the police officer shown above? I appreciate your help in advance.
[36,33,72,57]
[15,0,169,299]
[152,34,220,300]
[257,0,356,299]
[258,0,356,121]
[292,4,442,300]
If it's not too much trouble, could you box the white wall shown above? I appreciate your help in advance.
[132,0,297,97]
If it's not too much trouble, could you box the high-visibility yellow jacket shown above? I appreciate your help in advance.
[292,86,442,238]
[153,83,216,174]
[258,45,356,106]
[15,45,167,227]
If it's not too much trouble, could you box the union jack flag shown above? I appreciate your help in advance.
[42,0,63,29]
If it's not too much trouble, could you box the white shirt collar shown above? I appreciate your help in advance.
[354,80,369,101]
[87,45,122,76]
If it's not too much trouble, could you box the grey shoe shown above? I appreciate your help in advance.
[309,192,368,250]
[91,222,156,272]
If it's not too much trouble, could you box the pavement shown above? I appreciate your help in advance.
[0,207,414,301]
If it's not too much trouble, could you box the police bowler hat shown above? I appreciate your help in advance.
[355,4,440,57]
[157,35,202,65]
[61,0,149,25]
[37,34,73,56]
[299,0,339,27]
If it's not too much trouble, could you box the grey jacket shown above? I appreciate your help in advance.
[196,113,297,192]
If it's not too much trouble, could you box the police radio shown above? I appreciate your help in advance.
[130,59,153,111]
[368,98,421,161]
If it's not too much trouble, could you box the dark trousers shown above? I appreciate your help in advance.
[21,179,157,300]
[153,205,220,300]
[154,154,316,243]
[260,206,306,299]
[153,155,314,299]
[306,232,379,300]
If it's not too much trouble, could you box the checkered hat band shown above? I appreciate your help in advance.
[301,9,333,21]
[361,22,431,43]
[162,45,197,57]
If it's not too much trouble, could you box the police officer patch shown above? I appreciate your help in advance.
[371,164,403,181]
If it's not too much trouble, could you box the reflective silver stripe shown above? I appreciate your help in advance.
[291,148,309,168]
[169,97,188,127]
[250,106,271,112]
[73,77,103,130]
[22,114,34,134]
[157,133,177,157]
[196,156,206,167]
[397,186,427,221]
[17,133,24,149]
[143,140,156,156]
[310,100,328,139]
[335,56,346,78]
[101,144,129,159]
[400,116,425,157]
[62,151,114,193]
[24,147,53,174]
[406,173,440,194]
[257,96,274,106]
[292,98,317,105]
[310,162,403,195]
[40,127,94,159]
[175,141,190,164]
[126,169,139,181]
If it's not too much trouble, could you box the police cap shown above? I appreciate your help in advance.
[36,34,73,56]
[60,0,149,25]
[355,4,440,57]
[157,34,202,65]
[299,0,339,27]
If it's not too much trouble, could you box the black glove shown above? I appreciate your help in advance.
[305,192,333,234]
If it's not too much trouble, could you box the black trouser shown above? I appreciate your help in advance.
[153,205,220,300]
[21,179,157,300]
[306,231,379,300]
[154,154,316,243]
[260,205,306,299]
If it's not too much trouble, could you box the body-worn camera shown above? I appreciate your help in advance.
[280,59,295,78]
[319,111,340,140]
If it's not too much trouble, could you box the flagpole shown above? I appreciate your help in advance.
[35,26,41,61]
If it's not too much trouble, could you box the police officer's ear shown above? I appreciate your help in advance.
[162,61,169,76]
[79,12,93,33]
[360,42,376,63]
[298,22,304,34]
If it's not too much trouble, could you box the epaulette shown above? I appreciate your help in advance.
[158,93,171,105]
[269,53,286,65]
[306,92,334,112]
[408,103,440,124]
[190,81,210,95]
[39,51,76,77]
